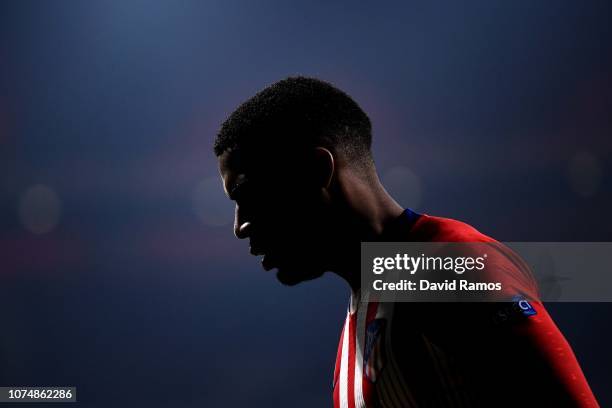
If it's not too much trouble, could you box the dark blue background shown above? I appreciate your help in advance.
[0,1,610,406]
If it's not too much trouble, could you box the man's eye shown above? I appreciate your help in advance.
[233,183,254,204]
[232,186,247,202]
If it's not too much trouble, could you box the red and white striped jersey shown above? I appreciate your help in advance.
[331,209,599,407]
[333,290,417,408]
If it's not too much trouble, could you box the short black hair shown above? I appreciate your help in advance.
[214,76,373,167]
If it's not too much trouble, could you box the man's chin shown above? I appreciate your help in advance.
[275,266,325,286]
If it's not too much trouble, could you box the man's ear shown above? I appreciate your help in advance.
[312,147,335,190]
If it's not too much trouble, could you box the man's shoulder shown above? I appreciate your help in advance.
[406,212,541,301]
[411,213,496,243]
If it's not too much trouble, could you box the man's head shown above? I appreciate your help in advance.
[215,76,375,285]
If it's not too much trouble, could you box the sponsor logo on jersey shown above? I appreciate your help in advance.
[364,319,386,383]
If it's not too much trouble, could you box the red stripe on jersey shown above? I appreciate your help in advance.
[347,311,357,408]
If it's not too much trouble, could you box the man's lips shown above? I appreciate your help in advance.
[249,244,277,270]
[249,246,264,256]
[261,254,276,271]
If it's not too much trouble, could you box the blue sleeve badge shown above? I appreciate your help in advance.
[512,295,537,316]
[492,295,538,325]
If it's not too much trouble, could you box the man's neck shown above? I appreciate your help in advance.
[330,169,406,292]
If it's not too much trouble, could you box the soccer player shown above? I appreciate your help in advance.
[214,77,599,407]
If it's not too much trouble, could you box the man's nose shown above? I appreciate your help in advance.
[233,205,252,239]
[234,220,252,239]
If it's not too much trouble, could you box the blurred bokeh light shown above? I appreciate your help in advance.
[18,185,61,234]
